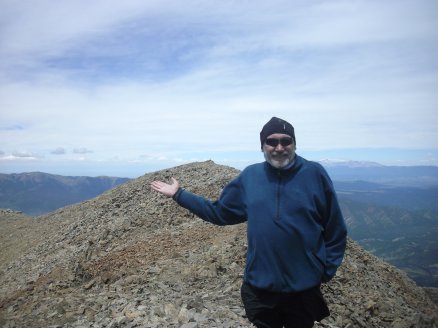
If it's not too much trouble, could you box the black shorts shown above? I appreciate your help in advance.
[241,282,330,328]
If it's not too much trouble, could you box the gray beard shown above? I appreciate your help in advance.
[264,151,293,169]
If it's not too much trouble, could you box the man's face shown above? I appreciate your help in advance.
[262,133,296,169]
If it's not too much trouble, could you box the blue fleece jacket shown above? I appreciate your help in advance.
[175,155,347,292]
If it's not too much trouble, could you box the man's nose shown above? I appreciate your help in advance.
[275,144,285,151]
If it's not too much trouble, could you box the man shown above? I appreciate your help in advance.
[151,117,347,328]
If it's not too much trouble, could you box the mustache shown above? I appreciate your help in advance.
[271,151,290,156]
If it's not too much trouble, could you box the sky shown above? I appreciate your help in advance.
[1,0,438,177]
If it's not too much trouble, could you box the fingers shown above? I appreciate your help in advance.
[150,182,166,194]
[150,181,162,190]
[151,179,176,188]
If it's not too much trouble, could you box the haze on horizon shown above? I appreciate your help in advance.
[1,0,437,177]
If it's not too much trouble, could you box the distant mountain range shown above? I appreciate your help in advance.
[339,197,438,287]
[322,163,438,287]
[0,172,130,215]
[334,180,438,211]
[321,161,438,187]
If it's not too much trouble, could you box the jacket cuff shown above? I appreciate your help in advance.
[172,187,183,202]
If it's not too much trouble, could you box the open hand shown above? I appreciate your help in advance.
[150,177,180,198]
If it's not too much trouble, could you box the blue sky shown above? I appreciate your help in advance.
[1,0,438,177]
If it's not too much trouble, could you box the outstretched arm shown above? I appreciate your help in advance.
[151,177,180,198]
[151,175,246,226]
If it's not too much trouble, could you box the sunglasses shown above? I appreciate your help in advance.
[265,137,293,147]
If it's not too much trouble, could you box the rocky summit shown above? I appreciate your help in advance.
[0,161,437,328]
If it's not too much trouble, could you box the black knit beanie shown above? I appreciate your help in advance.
[260,117,295,149]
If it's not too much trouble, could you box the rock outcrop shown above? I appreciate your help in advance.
[0,161,436,327]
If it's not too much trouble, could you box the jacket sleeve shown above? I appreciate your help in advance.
[174,176,247,226]
[321,172,348,282]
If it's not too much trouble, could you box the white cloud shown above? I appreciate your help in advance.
[0,0,437,175]
[9,151,41,159]
[51,147,66,155]
[73,148,93,154]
